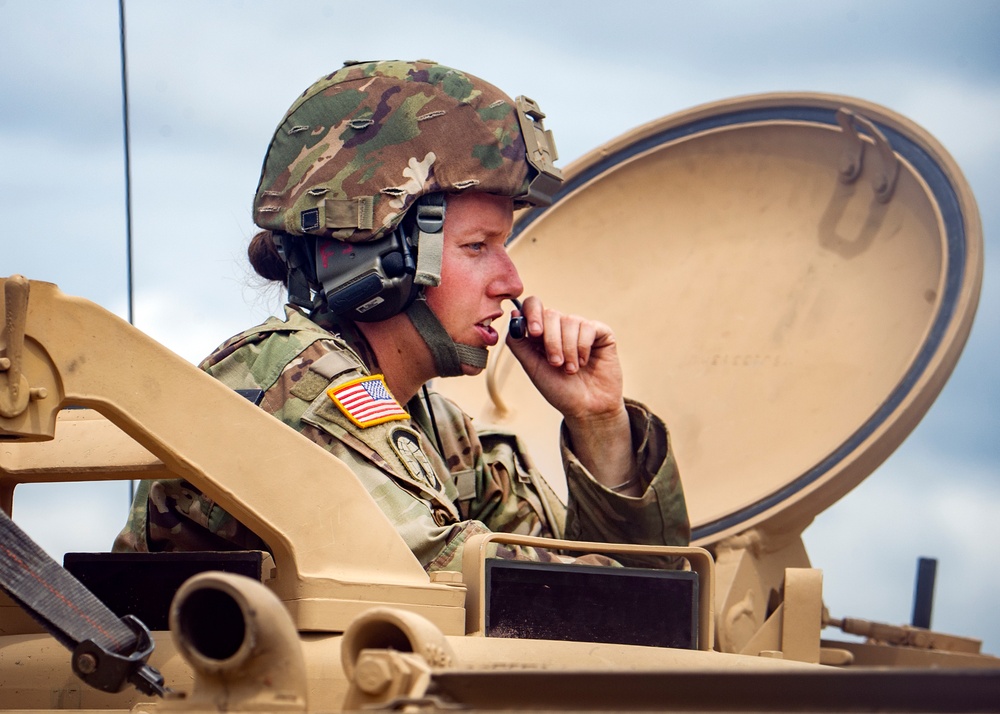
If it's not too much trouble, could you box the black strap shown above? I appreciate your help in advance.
[0,508,166,696]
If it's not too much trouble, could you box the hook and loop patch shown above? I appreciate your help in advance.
[326,374,408,428]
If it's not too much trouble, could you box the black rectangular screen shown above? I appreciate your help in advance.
[64,551,263,631]
[485,560,698,649]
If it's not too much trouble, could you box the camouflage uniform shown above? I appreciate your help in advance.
[115,61,689,569]
[114,307,690,571]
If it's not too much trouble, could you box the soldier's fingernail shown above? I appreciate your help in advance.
[565,363,578,374]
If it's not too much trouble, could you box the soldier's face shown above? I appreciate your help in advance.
[425,192,523,374]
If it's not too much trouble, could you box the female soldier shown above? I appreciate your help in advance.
[115,60,689,571]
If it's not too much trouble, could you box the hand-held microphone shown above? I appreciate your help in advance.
[509,298,527,340]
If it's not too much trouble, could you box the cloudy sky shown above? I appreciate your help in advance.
[2,1,998,656]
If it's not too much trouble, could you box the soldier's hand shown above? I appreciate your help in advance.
[506,296,637,492]
[506,296,625,422]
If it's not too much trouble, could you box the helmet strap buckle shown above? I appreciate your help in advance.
[413,194,446,288]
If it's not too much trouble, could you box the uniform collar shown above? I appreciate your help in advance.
[291,305,381,374]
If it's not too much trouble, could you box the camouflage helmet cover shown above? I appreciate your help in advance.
[253,60,558,243]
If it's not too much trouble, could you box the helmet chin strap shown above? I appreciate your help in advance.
[405,298,488,377]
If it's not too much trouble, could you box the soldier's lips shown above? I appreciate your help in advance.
[474,323,499,346]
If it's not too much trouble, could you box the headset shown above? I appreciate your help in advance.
[312,194,450,322]
[314,223,418,322]
[271,199,432,322]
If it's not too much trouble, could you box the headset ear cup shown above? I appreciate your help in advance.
[314,230,419,322]
[347,271,417,322]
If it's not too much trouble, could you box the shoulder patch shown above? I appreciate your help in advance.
[327,374,409,428]
[311,349,364,380]
[389,426,441,491]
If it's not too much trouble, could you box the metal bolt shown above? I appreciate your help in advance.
[354,655,393,695]
[76,652,98,674]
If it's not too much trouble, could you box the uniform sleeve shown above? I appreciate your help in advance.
[441,393,689,571]
[112,479,268,553]
[561,399,690,569]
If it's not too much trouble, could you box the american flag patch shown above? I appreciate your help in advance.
[327,374,409,428]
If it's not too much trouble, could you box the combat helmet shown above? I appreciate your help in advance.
[253,59,563,376]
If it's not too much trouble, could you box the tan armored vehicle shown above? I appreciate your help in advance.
[2,93,998,711]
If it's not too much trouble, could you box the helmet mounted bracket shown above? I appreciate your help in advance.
[515,96,564,206]
[273,232,320,311]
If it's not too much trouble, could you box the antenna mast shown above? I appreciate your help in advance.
[118,0,134,327]
[119,0,136,504]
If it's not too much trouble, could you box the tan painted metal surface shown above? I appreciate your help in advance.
[436,93,982,547]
